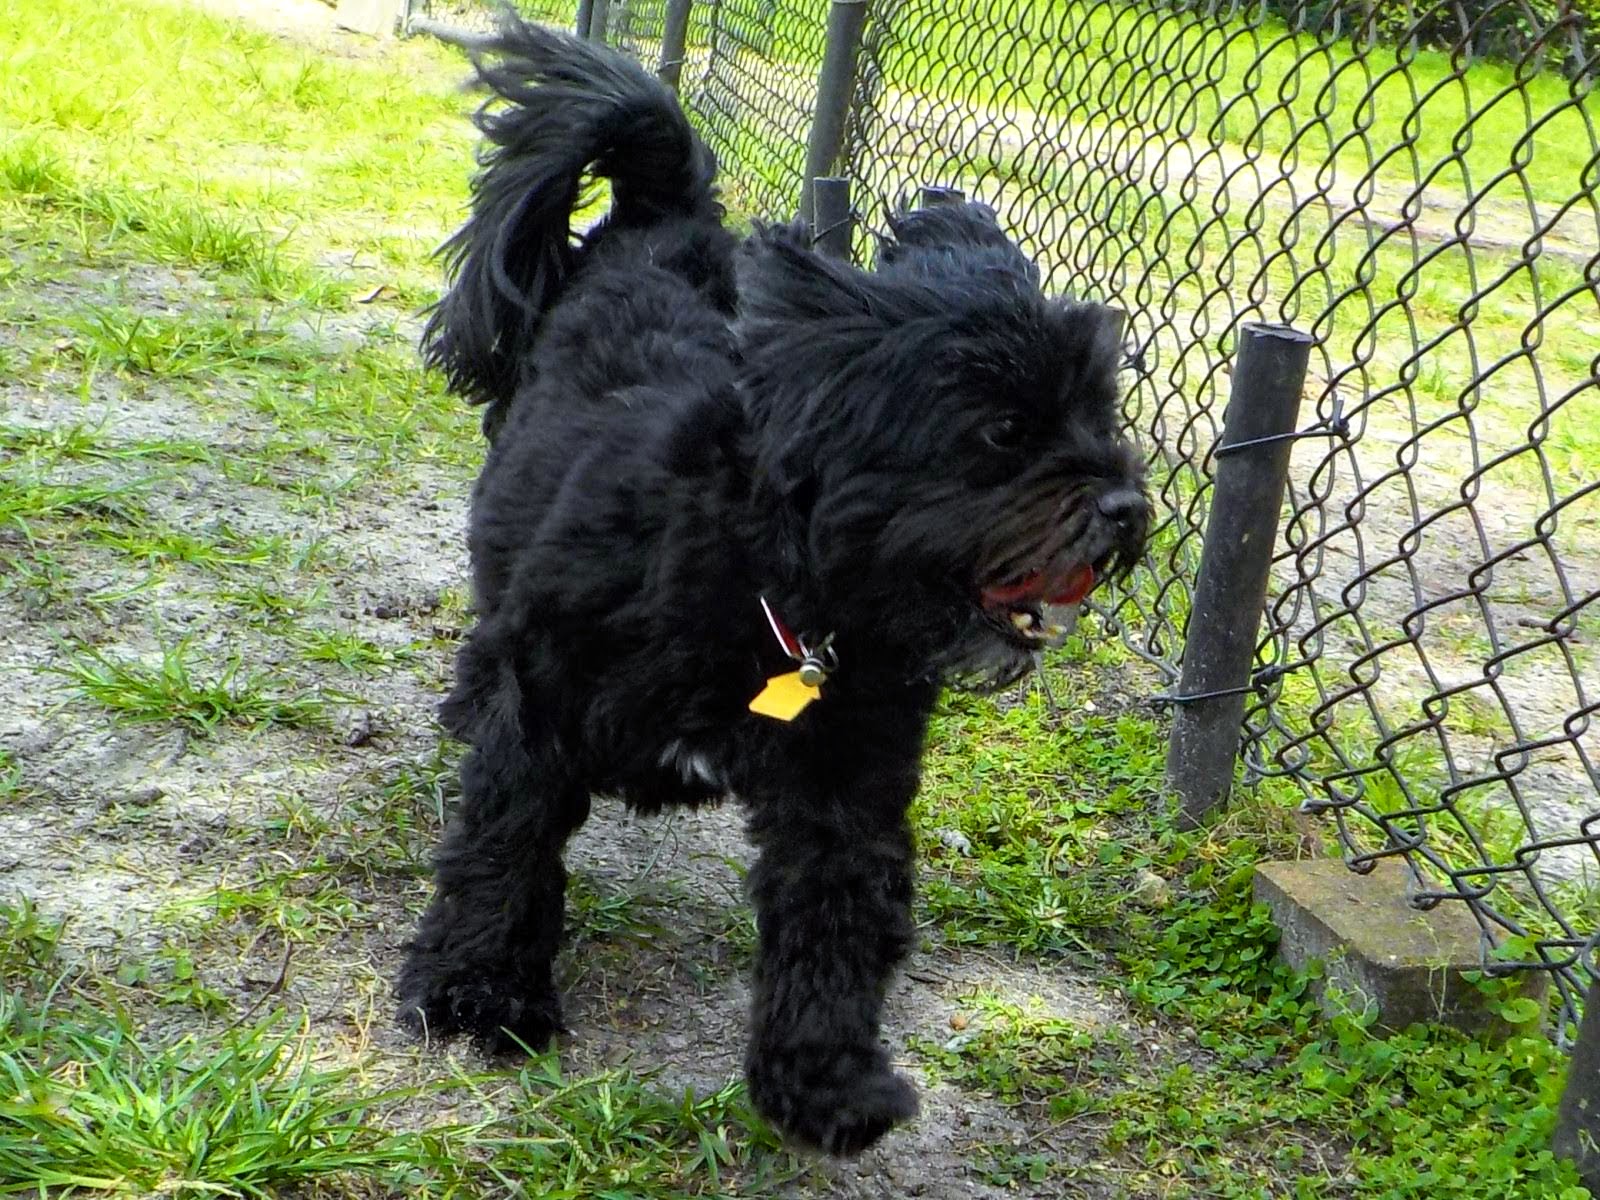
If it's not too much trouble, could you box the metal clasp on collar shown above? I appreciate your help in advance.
[759,596,838,686]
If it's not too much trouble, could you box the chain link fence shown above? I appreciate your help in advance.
[407,0,1599,1034]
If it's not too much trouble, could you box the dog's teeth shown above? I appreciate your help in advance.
[1010,610,1037,631]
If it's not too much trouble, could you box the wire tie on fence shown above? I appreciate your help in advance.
[1147,661,1299,709]
[809,213,858,248]
[1215,397,1348,459]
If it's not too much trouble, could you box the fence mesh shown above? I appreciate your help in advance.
[409,0,1600,1033]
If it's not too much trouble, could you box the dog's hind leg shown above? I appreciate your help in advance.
[397,643,589,1052]
[742,802,920,1156]
[397,743,589,1053]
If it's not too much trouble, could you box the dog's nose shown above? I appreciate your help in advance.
[1097,486,1147,526]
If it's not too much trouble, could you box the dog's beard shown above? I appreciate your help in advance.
[921,608,1040,692]
[883,480,1147,693]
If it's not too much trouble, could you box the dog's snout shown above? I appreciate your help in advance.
[1097,486,1147,526]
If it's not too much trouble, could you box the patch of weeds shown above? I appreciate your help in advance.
[114,944,230,1015]
[91,518,284,572]
[57,641,337,735]
[969,1146,1068,1188]
[292,627,411,672]
[0,749,21,800]
[284,533,342,574]
[912,674,1179,955]
[460,1055,808,1198]
[217,579,328,624]
[0,423,103,460]
[0,897,67,982]
[0,137,72,196]
[0,997,441,1196]
[0,903,796,1195]
[912,989,1121,1121]
[163,866,365,943]
[263,790,428,882]
[380,743,462,832]
[904,647,1589,1197]
[568,873,684,945]
[68,308,301,378]
[239,342,477,474]
[700,896,759,969]
[0,471,149,535]
[0,543,79,614]
[0,424,222,470]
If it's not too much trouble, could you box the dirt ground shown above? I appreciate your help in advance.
[0,232,1164,1200]
[0,6,1162,1194]
[6,3,1591,1193]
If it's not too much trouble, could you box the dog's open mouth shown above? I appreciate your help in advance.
[979,562,1096,643]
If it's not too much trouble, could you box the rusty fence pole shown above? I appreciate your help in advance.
[798,0,867,225]
[810,176,853,260]
[1163,322,1313,827]
[1556,977,1600,1192]
[658,0,694,88]
[916,184,963,207]
[580,0,611,42]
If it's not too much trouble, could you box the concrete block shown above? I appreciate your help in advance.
[1254,858,1546,1037]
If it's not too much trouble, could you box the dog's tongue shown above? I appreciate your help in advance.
[982,563,1096,608]
[1046,563,1096,605]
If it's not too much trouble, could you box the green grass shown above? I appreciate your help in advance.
[0,0,474,299]
[67,309,302,378]
[860,0,1598,210]
[0,992,434,1196]
[0,0,1591,1195]
[0,464,150,537]
[0,904,808,1196]
[161,868,367,942]
[461,1057,805,1197]
[292,628,412,672]
[908,650,1590,1198]
[57,642,338,735]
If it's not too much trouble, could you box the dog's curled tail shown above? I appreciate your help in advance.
[422,14,718,417]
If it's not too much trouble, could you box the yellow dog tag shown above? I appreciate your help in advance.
[748,670,820,721]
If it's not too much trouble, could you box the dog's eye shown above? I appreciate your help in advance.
[980,417,1025,452]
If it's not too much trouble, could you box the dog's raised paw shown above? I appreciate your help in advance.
[747,1048,919,1157]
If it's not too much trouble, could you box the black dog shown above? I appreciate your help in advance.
[397,16,1150,1156]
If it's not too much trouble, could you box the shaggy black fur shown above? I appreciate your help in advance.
[397,16,1151,1157]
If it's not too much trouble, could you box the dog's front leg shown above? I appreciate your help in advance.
[743,793,919,1156]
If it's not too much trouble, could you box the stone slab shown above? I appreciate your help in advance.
[335,0,403,37]
[1254,858,1546,1037]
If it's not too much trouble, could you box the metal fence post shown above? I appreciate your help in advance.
[1164,322,1313,826]
[576,0,595,37]
[1556,982,1600,1191]
[810,176,853,260]
[588,0,612,42]
[798,0,868,225]
[658,0,694,88]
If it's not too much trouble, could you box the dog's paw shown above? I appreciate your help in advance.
[396,966,563,1055]
[746,1044,919,1157]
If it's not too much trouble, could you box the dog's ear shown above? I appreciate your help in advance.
[1059,300,1125,394]
[876,203,1039,289]
[734,224,888,333]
